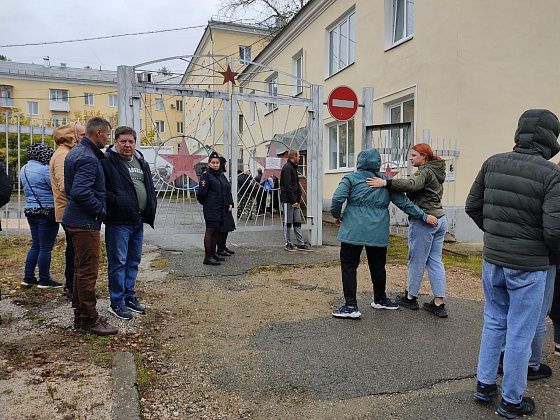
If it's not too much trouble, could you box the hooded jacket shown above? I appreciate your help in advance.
[102,146,157,228]
[465,109,560,271]
[331,148,428,247]
[280,159,301,204]
[388,159,446,218]
[50,122,80,222]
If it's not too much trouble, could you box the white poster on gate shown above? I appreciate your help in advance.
[266,157,282,169]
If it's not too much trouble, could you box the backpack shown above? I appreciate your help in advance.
[0,167,12,208]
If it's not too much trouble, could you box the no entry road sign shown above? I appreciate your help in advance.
[328,86,358,121]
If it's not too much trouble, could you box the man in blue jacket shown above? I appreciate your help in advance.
[102,126,157,320]
[63,117,117,336]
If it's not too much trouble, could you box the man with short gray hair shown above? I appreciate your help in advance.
[102,126,157,321]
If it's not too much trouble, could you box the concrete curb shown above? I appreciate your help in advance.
[112,351,141,420]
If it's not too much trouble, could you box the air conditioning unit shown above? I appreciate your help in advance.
[170,103,175,109]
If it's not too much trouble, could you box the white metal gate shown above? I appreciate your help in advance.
[117,56,323,244]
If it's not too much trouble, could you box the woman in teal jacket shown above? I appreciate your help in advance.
[330,148,437,319]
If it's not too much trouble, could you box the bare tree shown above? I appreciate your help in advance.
[219,0,310,27]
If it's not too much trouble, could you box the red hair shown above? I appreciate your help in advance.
[412,143,441,161]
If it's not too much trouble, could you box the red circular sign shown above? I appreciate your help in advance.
[327,86,358,121]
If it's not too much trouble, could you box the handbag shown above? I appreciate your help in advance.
[23,167,56,222]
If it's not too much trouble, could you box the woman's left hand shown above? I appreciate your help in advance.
[366,177,386,188]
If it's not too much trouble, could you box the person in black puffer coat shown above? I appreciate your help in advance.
[466,109,560,417]
[196,152,231,265]
[216,156,235,256]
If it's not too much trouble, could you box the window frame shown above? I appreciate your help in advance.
[27,101,39,116]
[386,97,414,165]
[385,0,414,50]
[50,89,69,102]
[84,92,94,106]
[266,73,278,114]
[327,119,355,171]
[327,10,356,77]
[51,115,68,128]
[155,98,165,111]
[239,45,252,64]
[293,50,304,95]
[176,121,184,133]
[155,120,165,133]
[175,99,183,112]
[109,94,118,107]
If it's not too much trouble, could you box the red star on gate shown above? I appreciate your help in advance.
[219,64,238,85]
[160,139,205,183]
[383,165,399,178]
[252,142,289,181]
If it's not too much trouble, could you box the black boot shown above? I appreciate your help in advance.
[224,247,235,254]
[217,249,232,257]
[213,254,226,261]
[203,256,221,266]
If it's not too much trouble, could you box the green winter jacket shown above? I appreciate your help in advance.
[389,159,446,218]
[331,148,428,247]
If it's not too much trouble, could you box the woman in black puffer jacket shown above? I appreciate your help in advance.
[196,152,232,266]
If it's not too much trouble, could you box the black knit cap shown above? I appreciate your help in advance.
[219,156,227,165]
[209,151,220,160]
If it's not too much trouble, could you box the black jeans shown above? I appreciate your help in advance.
[204,227,220,258]
[340,242,387,307]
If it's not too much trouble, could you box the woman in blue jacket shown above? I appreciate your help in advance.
[196,152,232,265]
[330,148,437,318]
[20,143,61,289]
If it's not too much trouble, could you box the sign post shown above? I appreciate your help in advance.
[327,86,358,121]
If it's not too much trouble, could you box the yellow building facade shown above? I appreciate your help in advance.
[236,0,560,242]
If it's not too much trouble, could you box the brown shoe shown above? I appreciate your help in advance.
[80,316,118,336]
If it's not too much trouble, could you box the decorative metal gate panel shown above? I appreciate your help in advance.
[117,56,323,244]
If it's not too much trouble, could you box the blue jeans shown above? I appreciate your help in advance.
[407,216,447,297]
[105,222,144,307]
[24,216,59,282]
[529,265,556,369]
[477,261,546,404]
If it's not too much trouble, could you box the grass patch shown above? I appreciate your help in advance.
[132,349,151,390]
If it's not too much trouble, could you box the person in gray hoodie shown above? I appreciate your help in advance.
[466,109,560,418]
[330,148,437,318]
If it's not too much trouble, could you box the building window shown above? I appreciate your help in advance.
[239,45,252,64]
[293,51,304,95]
[27,101,39,115]
[84,92,94,106]
[155,99,164,111]
[0,85,13,107]
[177,121,184,133]
[155,120,165,132]
[109,94,118,107]
[387,0,414,47]
[51,115,68,127]
[238,114,244,135]
[328,11,356,76]
[50,89,68,102]
[328,120,355,170]
[175,99,183,111]
[388,98,414,163]
[266,74,278,113]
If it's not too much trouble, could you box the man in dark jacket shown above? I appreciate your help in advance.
[102,126,157,320]
[280,149,311,251]
[63,117,117,336]
[466,109,560,418]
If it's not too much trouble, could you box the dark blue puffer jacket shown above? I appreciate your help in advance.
[62,137,106,230]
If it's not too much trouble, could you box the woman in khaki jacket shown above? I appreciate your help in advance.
[49,122,85,299]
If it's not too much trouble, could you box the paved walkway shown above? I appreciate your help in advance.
[143,223,559,419]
